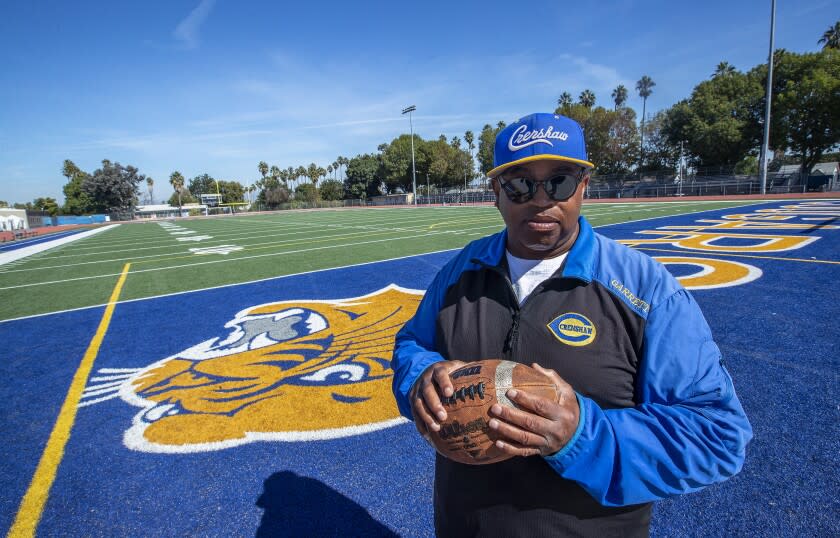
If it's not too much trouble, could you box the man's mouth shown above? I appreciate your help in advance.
[526,216,559,231]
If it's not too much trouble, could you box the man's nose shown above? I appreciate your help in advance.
[529,182,554,206]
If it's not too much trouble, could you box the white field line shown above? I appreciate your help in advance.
[28,199,738,257]
[0,218,503,274]
[0,246,466,324]
[29,212,472,256]
[0,200,777,323]
[0,225,119,266]
[20,200,729,264]
[0,224,505,291]
[31,200,719,255]
[1,200,754,277]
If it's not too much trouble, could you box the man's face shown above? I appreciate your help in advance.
[492,160,589,259]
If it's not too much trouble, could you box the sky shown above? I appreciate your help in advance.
[0,0,836,204]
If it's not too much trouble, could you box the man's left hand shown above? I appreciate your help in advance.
[487,363,580,457]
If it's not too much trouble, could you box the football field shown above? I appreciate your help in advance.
[1,199,838,537]
[0,200,755,321]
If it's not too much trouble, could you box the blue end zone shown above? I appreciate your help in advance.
[2,200,837,537]
[0,229,86,252]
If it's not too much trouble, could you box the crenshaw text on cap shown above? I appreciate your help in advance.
[488,113,594,178]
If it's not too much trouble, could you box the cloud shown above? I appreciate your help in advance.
[173,0,216,49]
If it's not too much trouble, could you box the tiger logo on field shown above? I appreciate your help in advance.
[119,285,422,453]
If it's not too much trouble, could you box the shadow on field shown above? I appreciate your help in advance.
[256,471,397,537]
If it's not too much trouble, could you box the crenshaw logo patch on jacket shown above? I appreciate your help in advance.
[547,313,596,347]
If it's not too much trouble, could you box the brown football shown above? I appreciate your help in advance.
[428,359,559,465]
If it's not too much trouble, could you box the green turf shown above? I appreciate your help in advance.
[0,201,761,320]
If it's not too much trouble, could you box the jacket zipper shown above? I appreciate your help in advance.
[472,257,554,360]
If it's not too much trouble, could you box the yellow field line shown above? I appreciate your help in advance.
[633,248,840,265]
[8,263,132,538]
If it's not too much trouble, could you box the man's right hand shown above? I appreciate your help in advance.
[409,360,467,438]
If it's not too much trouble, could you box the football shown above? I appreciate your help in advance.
[428,359,559,465]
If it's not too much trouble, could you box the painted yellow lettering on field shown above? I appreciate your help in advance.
[654,256,762,290]
[620,231,819,252]
[754,208,840,217]
[657,219,838,231]
[721,213,795,221]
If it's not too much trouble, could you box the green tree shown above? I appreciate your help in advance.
[560,105,640,175]
[713,61,737,78]
[556,92,573,115]
[0,201,8,208]
[319,179,345,201]
[306,163,325,187]
[818,21,840,50]
[476,123,506,177]
[169,171,185,210]
[611,85,628,110]
[33,197,60,216]
[146,177,154,204]
[188,173,217,197]
[381,134,428,193]
[661,69,761,168]
[640,110,679,172]
[264,184,290,207]
[167,189,195,206]
[344,153,383,200]
[82,160,144,213]
[217,180,246,204]
[579,89,596,109]
[258,161,269,181]
[295,183,318,203]
[765,49,840,176]
[61,159,95,215]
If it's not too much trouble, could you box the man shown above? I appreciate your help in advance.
[391,113,752,537]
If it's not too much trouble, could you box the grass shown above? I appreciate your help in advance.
[0,200,760,321]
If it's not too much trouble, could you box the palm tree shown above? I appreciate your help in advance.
[556,92,573,109]
[327,165,333,180]
[169,171,185,212]
[818,21,840,50]
[636,75,656,173]
[146,177,154,205]
[579,89,596,109]
[712,61,736,78]
[258,161,269,180]
[332,161,339,179]
[296,166,306,188]
[339,156,349,180]
[611,85,628,110]
[464,130,475,186]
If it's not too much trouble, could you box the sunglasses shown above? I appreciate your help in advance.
[498,170,584,203]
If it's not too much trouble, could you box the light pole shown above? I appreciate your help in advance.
[402,105,417,205]
[759,0,776,195]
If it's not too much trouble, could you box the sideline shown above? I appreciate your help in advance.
[0,225,119,266]
[7,263,131,538]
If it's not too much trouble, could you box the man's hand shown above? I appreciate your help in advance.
[409,360,467,439]
[487,363,580,457]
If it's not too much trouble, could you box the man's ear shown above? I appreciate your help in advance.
[491,177,500,207]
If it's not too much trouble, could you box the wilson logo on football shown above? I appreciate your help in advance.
[118,285,422,453]
[547,312,596,347]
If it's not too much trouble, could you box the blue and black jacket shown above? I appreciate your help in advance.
[392,216,752,537]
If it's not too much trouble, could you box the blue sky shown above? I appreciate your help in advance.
[0,0,835,204]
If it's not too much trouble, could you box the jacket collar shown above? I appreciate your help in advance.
[472,216,595,283]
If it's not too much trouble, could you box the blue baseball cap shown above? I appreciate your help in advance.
[488,113,594,178]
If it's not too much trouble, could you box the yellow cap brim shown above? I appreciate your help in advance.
[487,155,595,178]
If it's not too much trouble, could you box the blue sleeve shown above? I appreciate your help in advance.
[544,289,753,506]
[391,270,448,419]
